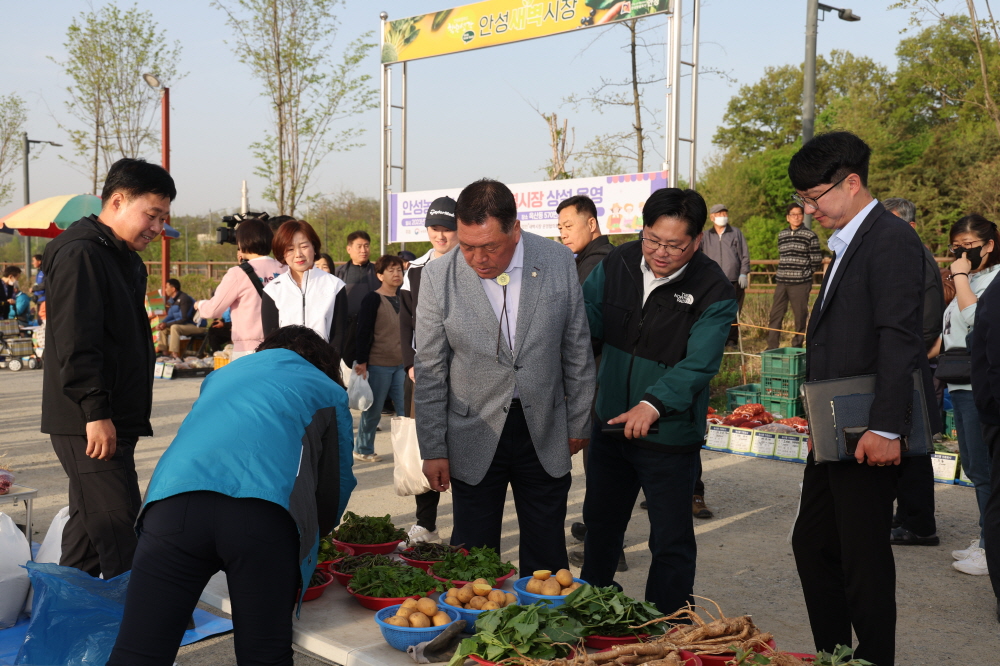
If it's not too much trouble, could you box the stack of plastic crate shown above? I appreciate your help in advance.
[759,347,807,417]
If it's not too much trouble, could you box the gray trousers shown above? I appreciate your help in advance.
[767,281,811,348]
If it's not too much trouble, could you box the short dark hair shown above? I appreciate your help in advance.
[785,202,804,216]
[32,254,43,262]
[317,253,336,270]
[268,215,295,234]
[788,131,872,191]
[557,195,598,221]
[346,230,371,245]
[272,220,321,264]
[456,179,518,234]
[256,325,344,387]
[100,158,176,204]
[951,214,1000,271]
[236,218,274,256]
[398,250,417,262]
[166,278,181,291]
[3,266,22,278]
[882,197,915,223]
[642,188,708,239]
[374,254,404,275]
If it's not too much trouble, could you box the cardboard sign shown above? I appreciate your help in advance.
[705,425,731,452]
[729,428,754,456]
[750,431,777,459]
[931,452,959,484]
[774,434,803,461]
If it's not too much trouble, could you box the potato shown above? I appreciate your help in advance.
[472,578,489,586]
[416,597,438,617]
[568,582,582,592]
[446,587,459,598]
[540,579,563,596]
[401,598,420,609]
[409,612,431,628]
[525,578,545,595]
[432,611,452,626]
[396,606,416,618]
[560,587,574,595]
[555,569,573,587]
[504,592,517,607]
[467,595,486,610]
[480,600,500,610]
[456,587,475,604]
[487,590,506,605]
[443,596,462,607]
[472,584,492,597]
[386,616,409,627]
[532,570,552,581]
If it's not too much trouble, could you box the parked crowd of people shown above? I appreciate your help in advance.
[23,129,1000,665]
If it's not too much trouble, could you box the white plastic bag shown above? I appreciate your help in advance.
[25,506,70,614]
[0,511,31,628]
[347,362,374,412]
[391,417,432,497]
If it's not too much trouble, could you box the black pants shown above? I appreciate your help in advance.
[694,455,705,497]
[415,490,441,531]
[50,434,140,579]
[792,458,897,666]
[580,422,699,615]
[894,454,937,536]
[108,492,301,666]
[726,282,746,345]
[982,423,1000,602]
[450,405,571,573]
[767,281,811,349]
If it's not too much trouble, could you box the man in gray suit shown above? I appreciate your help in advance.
[414,179,596,572]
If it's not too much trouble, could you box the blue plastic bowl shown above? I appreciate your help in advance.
[437,588,508,626]
[512,576,586,608]
[374,604,461,652]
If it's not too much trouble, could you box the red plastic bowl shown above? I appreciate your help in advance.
[301,570,334,602]
[592,647,700,666]
[470,649,594,666]
[696,639,776,666]
[318,544,355,571]
[430,567,517,587]
[764,653,815,664]
[399,547,468,572]
[330,567,354,587]
[346,586,438,611]
[584,634,651,649]
[332,538,403,555]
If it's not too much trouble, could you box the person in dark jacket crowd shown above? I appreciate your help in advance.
[40,157,173,579]
[766,203,822,349]
[1,266,20,319]
[30,254,45,303]
[580,187,738,614]
[336,230,381,366]
[883,197,944,548]
[557,195,613,284]
[108,326,357,666]
[157,278,200,359]
[788,132,936,666]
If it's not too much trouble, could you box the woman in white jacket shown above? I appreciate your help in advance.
[262,220,348,382]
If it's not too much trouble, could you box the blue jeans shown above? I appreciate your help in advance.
[580,422,699,614]
[952,389,992,546]
[355,364,404,455]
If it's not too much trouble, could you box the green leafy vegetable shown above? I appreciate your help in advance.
[332,512,407,545]
[403,542,465,561]
[560,584,665,637]
[335,553,406,575]
[430,546,516,585]
[318,534,351,562]
[348,564,438,598]
[813,645,874,666]
[449,603,582,666]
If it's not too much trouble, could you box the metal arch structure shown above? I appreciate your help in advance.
[378,1,702,257]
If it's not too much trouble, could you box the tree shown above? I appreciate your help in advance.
[214,0,377,216]
[52,4,182,194]
[536,109,574,180]
[0,94,27,206]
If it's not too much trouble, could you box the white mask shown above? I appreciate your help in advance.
[713,215,729,227]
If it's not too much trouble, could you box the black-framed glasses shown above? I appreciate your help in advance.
[792,174,849,210]
[949,242,986,256]
[639,236,692,256]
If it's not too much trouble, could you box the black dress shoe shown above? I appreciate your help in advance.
[640,500,648,510]
[889,527,940,546]
[571,522,587,542]
[568,549,628,572]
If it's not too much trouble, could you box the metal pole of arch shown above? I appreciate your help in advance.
[667,0,683,187]
[379,12,389,257]
[688,0,700,188]
[802,0,819,228]
[400,61,407,252]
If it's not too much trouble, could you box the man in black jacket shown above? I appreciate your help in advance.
[41,157,175,579]
[789,132,935,666]
[335,230,380,366]
[557,195,612,284]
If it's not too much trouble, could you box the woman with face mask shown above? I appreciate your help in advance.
[931,214,1000,575]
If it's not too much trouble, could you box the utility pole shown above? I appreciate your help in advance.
[21,132,62,281]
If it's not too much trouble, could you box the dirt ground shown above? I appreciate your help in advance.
[2,369,997,665]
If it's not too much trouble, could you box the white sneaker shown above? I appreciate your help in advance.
[953,547,989,575]
[408,524,440,543]
[952,538,980,561]
[353,452,382,463]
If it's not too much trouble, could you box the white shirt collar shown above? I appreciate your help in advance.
[505,235,525,272]
[640,257,688,305]
[828,198,879,255]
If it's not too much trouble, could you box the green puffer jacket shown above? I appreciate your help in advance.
[583,241,738,451]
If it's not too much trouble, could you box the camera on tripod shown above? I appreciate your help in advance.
[216,212,269,245]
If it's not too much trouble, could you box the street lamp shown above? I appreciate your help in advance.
[801,0,860,227]
[22,133,62,282]
[142,72,171,293]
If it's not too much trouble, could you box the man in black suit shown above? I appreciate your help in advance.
[789,132,933,666]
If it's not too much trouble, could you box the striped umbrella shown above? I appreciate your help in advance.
[0,194,179,238]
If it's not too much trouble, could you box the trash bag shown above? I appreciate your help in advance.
[347,362,374,412]
[15,562,130,666]
[24,506,70,614]
[0,512,31,628]
[391,417,431,497]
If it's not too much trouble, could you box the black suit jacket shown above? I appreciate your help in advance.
[399,265,422,371]
[806,202,938,436]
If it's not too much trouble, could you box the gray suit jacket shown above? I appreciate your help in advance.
[414,231,595,485]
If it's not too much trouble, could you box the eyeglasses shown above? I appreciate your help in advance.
[949,242,985,255]
[792,174,849,210]
[639,236,692,256]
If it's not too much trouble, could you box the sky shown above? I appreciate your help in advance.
[0,0,962,221]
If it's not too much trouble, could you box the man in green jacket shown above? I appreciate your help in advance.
[580,187,737,614]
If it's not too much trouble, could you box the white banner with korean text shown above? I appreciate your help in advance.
[388,171,670,243]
